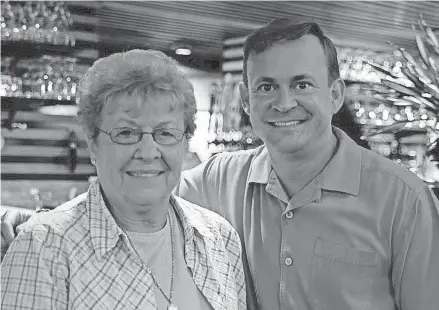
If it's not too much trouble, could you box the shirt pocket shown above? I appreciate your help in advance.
[308,238,379,310]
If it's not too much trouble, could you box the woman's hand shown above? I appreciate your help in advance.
[1,210,34,261]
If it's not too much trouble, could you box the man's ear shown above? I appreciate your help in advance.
[238,82,250,115]
[330,78,346,114]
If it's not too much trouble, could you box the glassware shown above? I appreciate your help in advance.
[2,54,87,99]
[1,1,74,46]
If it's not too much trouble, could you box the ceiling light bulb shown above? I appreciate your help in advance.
[175,48,192,56]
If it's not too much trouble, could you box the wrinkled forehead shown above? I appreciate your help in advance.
[103,89,182,119]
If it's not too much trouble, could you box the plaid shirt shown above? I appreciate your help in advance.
[1,181,246,310]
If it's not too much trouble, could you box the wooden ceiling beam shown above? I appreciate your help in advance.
[98,29,219,54]
[284,2,435,32]
[102,2,261,31]
[70,13,99,26]
[98,10,237,34]
[226,2,428,37]
[213,1,437,34]
[98,15,225,43]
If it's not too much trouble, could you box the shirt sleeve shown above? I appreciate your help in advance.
[392,185,439,310]
[1,228,69,310]
[220,222,247,310]
[175,155,222,215]
[234,238,247,310]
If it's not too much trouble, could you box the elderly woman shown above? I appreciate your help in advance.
[1,50,246,310]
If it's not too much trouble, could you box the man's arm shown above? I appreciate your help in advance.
[392,186,439,309]
[1,227,68,309]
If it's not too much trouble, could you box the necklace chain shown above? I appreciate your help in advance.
[119,210,176,307]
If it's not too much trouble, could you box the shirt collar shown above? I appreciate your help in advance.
[247,127,361,195]
[248,146,271,184]
[87,180,124,259]
[87,181,218,260]
[315,127,362,195]
[171,194,215,243]
[171,194,220,277]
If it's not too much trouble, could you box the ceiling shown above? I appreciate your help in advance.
[68,1,439,71]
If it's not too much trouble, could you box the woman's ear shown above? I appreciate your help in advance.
[86,134,98,165]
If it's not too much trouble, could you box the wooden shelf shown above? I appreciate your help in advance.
[1,110,83,132]
[1,163,96,181]
[1,96,76,111]
[1,40,98,66]
[2,127,87,147]
[1,145,90,163]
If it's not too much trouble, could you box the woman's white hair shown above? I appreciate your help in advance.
[77,49,197,140]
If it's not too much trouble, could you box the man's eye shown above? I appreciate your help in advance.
[294,82,312,90]
[257,84,277,92]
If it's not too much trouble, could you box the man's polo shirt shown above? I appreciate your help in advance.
[176,127,439,310]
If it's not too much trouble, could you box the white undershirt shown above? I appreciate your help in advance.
[126,209,212,310]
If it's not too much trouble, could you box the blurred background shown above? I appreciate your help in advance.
[2,0,439,212]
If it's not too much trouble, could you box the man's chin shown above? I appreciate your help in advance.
[265,135,310,154]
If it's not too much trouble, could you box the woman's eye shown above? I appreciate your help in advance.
[257,84,276,92]
[159,131,174,137]
[117,130,135,137]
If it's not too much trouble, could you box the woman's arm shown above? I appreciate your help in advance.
[1,227,69,309]
[228,229,247,310]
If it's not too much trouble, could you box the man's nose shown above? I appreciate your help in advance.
[133,133,161,160]
[273,88,297,112]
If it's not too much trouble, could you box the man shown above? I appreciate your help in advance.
[2,20,439,309]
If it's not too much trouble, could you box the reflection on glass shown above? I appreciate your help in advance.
[1,55,88,99]
[1,1,74,46]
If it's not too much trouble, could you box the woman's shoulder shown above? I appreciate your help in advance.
[19,193,89,244]
[173,195,240,242]
[173,196,242,260]
[175,195,229,223]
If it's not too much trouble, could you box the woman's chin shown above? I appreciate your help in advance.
[125,191,167,207]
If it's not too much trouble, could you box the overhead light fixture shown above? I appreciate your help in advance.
[175,48,192,56]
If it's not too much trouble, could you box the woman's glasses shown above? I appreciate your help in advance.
[97,127,188,145]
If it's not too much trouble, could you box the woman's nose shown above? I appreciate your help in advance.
[133,133,161,160]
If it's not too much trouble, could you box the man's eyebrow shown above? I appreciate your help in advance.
[253,77,277,85]
[252,74,317,86]
[290,74,316,83]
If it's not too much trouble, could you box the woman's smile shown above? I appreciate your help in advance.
[126,170,166,178]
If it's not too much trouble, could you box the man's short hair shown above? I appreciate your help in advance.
[242,19,340,87]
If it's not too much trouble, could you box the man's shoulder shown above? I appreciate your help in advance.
[211,146,263,164]
[180,146,265,188]
[203,146,265,174]
[359,147,427,192]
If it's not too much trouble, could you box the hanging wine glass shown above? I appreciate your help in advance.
[34,1,48,43]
